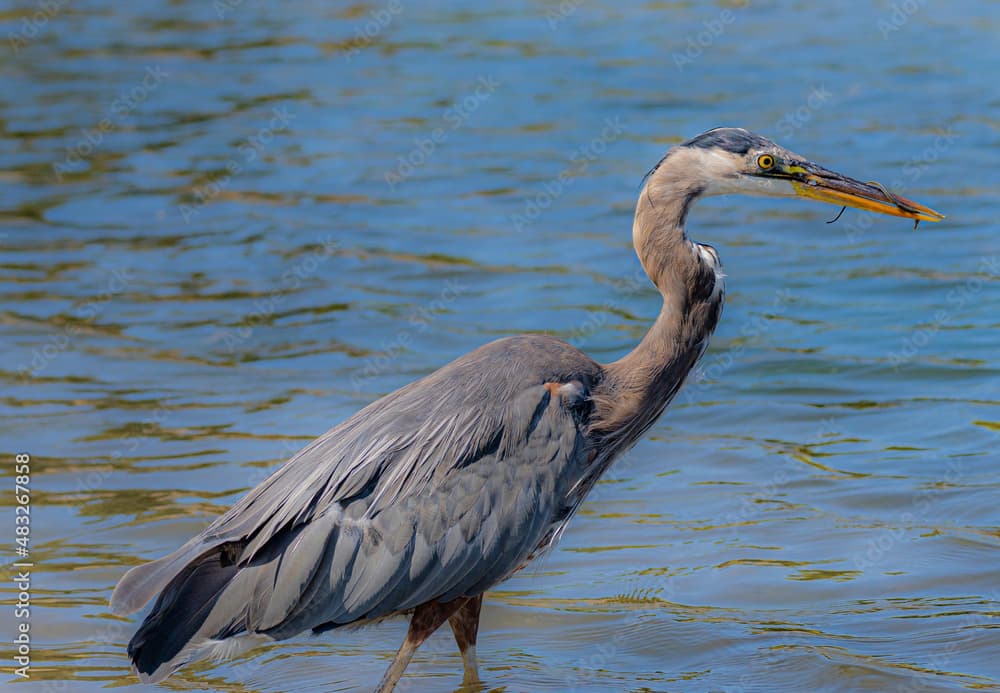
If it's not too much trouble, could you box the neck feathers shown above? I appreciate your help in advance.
[589,150,725,457]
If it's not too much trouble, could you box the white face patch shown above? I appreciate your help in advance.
[676,147,797,200]
[704,171,798,199]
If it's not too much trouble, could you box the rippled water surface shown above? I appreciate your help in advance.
[2,2,999,691]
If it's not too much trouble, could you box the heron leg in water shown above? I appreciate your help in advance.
[448,594,484,685]
[375,597,470,693]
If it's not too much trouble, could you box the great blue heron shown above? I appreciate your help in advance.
[110,127,942,691]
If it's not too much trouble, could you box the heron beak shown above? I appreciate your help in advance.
[775,161,944,223]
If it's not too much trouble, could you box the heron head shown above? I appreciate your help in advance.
[646,127,944,224]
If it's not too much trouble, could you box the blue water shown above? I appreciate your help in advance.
[1,2,998,691]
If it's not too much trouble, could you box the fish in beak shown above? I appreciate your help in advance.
[772,159,945,228]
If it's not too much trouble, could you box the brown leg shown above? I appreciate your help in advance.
[448,594,483,687]
[375,599,466,693]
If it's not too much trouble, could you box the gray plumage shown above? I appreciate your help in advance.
[112,127,930,690]
[116,337,625,682]
[682,126,774,154]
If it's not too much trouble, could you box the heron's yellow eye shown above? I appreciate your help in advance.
[757,154,775,170]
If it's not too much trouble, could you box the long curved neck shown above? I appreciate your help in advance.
[590,160,723,456]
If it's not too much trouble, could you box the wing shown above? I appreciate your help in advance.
[113,335,601,673]
[247,374,593,639]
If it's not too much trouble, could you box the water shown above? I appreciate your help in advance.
[2,2,998,691]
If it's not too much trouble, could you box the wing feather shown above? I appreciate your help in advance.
[113,335,600,656]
